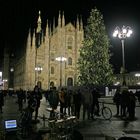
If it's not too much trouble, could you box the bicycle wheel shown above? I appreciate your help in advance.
[102,107,112,120]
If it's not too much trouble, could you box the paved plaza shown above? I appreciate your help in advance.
[0,95,140,140]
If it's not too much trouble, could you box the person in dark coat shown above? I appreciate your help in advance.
[128,91,136,120]
[18,99,37,138]
[73,89,82,119]
[113,89,121,117]
[120,89,129,118]
[33,85,42,120]
[17,88,26,112]
[82,86,93,120]
[48,86,59,119]
[91,88,101,118]
[0,90,4,113]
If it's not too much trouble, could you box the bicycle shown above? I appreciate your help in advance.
[92,101,112,120]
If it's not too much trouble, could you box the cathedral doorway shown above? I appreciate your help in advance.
[50,81,54,87]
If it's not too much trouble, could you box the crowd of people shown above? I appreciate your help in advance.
[113,87,137,120]
[0,86,139,121]
[44,85,101,121]
[0,86,140,121]
[0,85,140,137]
[0,85,140,139]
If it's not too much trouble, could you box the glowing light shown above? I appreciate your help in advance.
[135,73,140,77]
[114,81,120,86]
[56,57,67,62]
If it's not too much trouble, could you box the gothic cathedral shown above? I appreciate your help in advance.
[4,11,84,90]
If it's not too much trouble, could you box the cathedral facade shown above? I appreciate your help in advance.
[8,11,84,90]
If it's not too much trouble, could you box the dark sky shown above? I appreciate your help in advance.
[0,0,140,73]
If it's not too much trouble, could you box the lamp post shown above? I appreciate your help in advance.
[35,66,43,85]
[113,26,133,86]
[56,56,67,87]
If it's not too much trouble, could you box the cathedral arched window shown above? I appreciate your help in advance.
[67,37,73,49]
[51,67,54,74]
[67,77,73,86]
[68,57,72,65]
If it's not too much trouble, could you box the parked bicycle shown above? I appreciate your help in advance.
[92,101,112,120]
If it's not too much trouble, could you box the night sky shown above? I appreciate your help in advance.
[0,0,140,73]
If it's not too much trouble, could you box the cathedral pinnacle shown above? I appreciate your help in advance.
[62,11,65,27]
[58,10,61,27]
[76,15,80,30]
[80,15,83,30]
[37,10,42,33]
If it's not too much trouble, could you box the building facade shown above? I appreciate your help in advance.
[114,72,140,86]
[7,11,84,90]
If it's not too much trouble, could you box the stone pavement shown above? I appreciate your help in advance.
[1,95,140,140]
[77,98,140,140]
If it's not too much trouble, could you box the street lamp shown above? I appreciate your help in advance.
[113,26,133,86]
[35,66,43,85]
[55,56,67,87]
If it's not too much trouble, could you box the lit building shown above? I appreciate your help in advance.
[3,11,84,90]
[114,71,140,86]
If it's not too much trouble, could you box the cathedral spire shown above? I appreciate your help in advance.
[53,17,55,32]
[27,28,31,47]
[36,11,42,48]
[62,11,65,27]
[49,22,52,36]
[76,15,80,30]
[36,11,42,33]
[58,10,61,27]
[45,20,49,36]
[32,29,36,47]
[80,15,83,30]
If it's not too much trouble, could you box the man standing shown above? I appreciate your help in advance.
[48,86,59,119]
[82,86,93,120]
[113,89,121,117]
[33,85,42,120]
[59,88,66,118]
[91,88,101,118]
[17,88,26,112]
